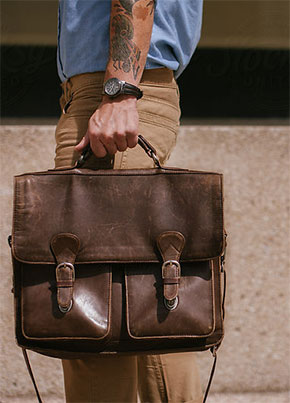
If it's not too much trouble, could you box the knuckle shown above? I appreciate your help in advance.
[117,144,127,152]
[115,131,126,140]
[101,133,112,144]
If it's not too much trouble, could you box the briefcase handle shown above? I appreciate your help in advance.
[76,134,161,169]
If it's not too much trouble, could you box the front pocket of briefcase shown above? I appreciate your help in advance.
[125,261,215,339]
[20,263,112,340]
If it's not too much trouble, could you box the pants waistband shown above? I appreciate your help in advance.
[61,68,175,93]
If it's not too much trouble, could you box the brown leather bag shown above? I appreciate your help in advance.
[10,136,227,402]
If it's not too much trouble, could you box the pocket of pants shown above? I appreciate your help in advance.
[138,84,181,130]
[62,86,103,117]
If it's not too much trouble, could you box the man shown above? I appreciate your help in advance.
[55,1,204,401]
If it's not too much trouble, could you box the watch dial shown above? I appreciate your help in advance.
[105,79,121,96]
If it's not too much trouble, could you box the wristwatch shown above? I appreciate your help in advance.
[103,78,143,100]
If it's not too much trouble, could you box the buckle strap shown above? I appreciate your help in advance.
[157,232,185,309]
[50,233,80,314]
[162,276,180,285]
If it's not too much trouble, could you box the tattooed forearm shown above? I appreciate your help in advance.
[110,0,155,80]
[111,1,140,79]
[111,14,141,78]
[115,0,155,16]
[117,0,141,16]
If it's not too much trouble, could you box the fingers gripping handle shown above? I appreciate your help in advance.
[76,135,161,168]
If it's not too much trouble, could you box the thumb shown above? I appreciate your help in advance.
[75,133,90,152]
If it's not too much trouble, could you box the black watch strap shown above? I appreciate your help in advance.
[123,83,143,99]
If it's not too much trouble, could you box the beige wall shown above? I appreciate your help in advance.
[1,0,289,48]
[1,0,58,45]
[200,0,289,49]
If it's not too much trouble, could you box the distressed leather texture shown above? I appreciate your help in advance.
[11,167,226,358]
[12,169,224,263]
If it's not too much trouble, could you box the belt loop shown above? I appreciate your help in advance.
[63,79,68,102]
[67,77,72,97]
[62,79,73,114]
[63,78,71,102]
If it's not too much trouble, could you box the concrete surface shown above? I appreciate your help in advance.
[2,392,290,403]
[0,125,289,401]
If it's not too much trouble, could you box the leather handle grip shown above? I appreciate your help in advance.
[76,135,161,168]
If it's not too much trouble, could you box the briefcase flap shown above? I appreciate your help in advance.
[11,168,225,264]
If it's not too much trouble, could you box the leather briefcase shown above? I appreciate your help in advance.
[10,136,227,402]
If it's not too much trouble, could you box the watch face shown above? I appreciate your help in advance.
[105,78,121,96]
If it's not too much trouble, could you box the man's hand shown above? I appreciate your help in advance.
[75,95,139,157]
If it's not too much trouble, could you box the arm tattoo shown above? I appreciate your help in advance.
[111,0,155,79]
[111,14,141,78]
[116,0,155,16]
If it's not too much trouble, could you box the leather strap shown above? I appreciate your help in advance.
[22,349,42,403]
[122,82,143,99]
[50,233,80,313]
[203,347,218,403]
[157,231,185,305]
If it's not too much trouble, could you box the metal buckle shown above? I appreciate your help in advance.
[56,262,75,280]
[162,260,180,311]
[162,260,180,272]
[58,300,73,314]
[56,262,75,314]
[164,296,179,311]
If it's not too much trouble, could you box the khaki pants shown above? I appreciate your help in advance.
[55,69,203,403]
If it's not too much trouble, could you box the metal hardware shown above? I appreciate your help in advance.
[56,262,75,313]
[58,300,73,314]
[56,262,75,277]
[162,260,181,271]
[162,261,180,310]
[221,254,225,272]
[137,134,162,168]
[8,235,12,248]
[151,151,162,168]
[164,296,179,311]
[76,144,93,168]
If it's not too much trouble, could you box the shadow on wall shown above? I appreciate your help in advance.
[1,46,289,119]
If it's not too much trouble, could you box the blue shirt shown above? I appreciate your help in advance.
[57,0,203,82]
